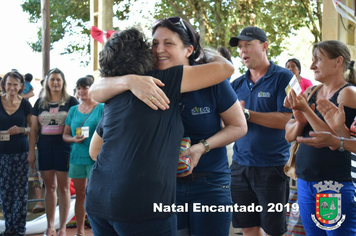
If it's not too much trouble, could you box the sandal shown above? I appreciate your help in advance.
[57,230,66,236]
[43,228,56,236]
[32,204,45,214]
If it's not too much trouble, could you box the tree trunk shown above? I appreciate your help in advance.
[41,0,50,80]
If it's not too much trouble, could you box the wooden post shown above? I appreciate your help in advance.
[41,0,50,80]
[90,0,113,80]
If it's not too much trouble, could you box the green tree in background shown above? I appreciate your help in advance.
[154,0,322,60]
[21,0,134,60]
[21,0,322,64]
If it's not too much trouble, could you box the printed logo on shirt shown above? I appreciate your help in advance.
[38,107,68,135]
[257,91,271,98]
[311,181,345,230]
[191,107,211,115]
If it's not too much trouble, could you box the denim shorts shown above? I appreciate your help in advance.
[176,172,232,236]
[297,178,356,236]
[230,161,289,236]
[37,140,70,171]
[87,213,177,236]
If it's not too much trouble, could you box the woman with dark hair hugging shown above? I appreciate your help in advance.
[85,27,234,236]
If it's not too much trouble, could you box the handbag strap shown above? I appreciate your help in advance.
[79,104,98,127]
[306,84,323,102]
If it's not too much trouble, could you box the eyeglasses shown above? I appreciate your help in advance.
[153,17,188,34]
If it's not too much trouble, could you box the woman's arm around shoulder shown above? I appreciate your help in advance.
[181,54,234,93]
[88,75,169,110]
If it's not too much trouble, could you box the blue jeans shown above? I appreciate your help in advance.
[87,214,177,236]
[176,173,232,236]
[298,178,356,236]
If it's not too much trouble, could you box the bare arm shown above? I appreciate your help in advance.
[62,125,85,144]
[89,53,233,108]
[89,76,170,110]
[284,86,335,141]
[26,113,32,130]
[323,86,356,137]
[89,131,103,161]
[180,53,234,93]
[178,100,247,177]
[27,115,38,168]
[248,111,292,130]
[21,88,35,99]
[297,131,356,152]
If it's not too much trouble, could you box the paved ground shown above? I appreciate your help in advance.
[28,225,240,236]
[28,228,93,236]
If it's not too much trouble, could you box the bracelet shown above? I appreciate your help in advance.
[23,128,27,136]
[199,139,210,154]
[338,137,345,152]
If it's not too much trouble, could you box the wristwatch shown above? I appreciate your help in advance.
[199,139,210,154]
[338,137,345,152]
[244,109,250,121]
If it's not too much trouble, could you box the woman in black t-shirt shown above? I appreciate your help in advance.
[86,27,235,236]
[28,68,78,236]
[0,71,32,236]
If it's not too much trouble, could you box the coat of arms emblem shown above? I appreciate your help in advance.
[311,181,346,230]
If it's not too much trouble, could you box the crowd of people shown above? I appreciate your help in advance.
[0,70,98,236]
[1,15,356,236]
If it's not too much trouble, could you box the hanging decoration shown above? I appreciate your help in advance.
[90,26,115,44]
[332,0,356,24]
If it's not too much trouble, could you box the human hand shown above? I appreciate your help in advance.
[293,103,315,126]
[195,48,219,64]
[296,131,339,150]
[73,135,86,143]
[176,143,205,177]
[7,125,24,135]
[317,99,345,131]
[27,152,37,169]
[129,76,170,110]
[285,89,309,112]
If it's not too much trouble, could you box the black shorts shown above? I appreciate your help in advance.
[37,140,70,171]
[230,161,289,236]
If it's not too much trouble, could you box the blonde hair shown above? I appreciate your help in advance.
[39,68,70,109]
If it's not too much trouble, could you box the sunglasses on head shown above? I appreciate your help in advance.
[153,17,188,33]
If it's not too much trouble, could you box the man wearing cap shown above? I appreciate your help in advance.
[229,26,293,236]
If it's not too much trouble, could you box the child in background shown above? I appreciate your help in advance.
[21,73,35,99]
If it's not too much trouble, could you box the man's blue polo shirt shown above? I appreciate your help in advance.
[230,61,293,167]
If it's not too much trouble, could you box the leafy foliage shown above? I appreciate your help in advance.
[21,0,322,68]
[154,0,322,61]
[21,0,134,60]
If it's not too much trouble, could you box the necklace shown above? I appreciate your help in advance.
[79,102,98,114]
